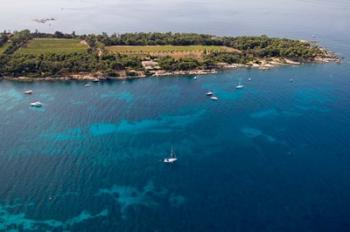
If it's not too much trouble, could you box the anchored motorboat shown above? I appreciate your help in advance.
[206,91,214,96]
[24,90,33,94]
[210,96,219,101]
[30,101,42,107]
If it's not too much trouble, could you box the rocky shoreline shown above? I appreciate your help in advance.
[1,55,341,82]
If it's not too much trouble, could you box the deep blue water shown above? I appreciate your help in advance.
[1,61,350,231]
[1,0,350,231]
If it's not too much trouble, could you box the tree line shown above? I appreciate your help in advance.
[0,30,326,78]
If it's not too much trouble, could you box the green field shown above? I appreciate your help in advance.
[17,38,88,55]
[106,45,239,57]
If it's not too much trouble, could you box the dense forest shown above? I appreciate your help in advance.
[0,30,329,78]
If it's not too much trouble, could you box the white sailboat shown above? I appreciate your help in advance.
[236,81,244,89]
[163,148,177,163]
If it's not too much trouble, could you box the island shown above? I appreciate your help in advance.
[0,30,340,81]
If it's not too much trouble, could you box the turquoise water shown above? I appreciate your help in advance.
[1,0,350,231]
[1,61,350,231]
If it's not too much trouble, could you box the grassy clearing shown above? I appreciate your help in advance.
[17,38,88,55]
[106,45,240,59]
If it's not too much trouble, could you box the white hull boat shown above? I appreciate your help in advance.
[30,101,42,107]
[163,148,177,163]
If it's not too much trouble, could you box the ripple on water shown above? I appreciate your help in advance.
[294,88,333,112]
[100,91,134,103]
[41,128,83,141]
[38,93,55,102]
[0,89,24,111]
[250,108,303,119]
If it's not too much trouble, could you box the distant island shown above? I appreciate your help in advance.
[0,30,340,81]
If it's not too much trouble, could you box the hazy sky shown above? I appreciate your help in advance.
[0,0,349,37]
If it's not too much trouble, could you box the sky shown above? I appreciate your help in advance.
[0,0,349,37]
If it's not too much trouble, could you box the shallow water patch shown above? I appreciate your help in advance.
[96,181,186,219]
[0,202,108,230]
[89,110,205,136]
[250,108,280,119]
[241,127,277,143]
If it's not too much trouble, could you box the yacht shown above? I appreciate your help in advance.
[30,101,42,107]
[210,96,219,101]
[163,148,177,163]
[206,91,214,96]
[24,90,33,94]
[236,83,244,89]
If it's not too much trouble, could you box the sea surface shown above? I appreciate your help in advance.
[1,0,350,231]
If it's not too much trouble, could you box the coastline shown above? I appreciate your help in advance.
[1,55,341,82]
[0,31,342,82]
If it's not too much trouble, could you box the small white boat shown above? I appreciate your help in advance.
[206,91,214,96]
[92,78,100,82]
[210,96,219,101]
[193,76,198,80]
[30,101,42,107]
[84,83,91,87]
[24,90,33,94]
[236,84,244,89]
[248,78,252,81]
[163,148,177,163]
